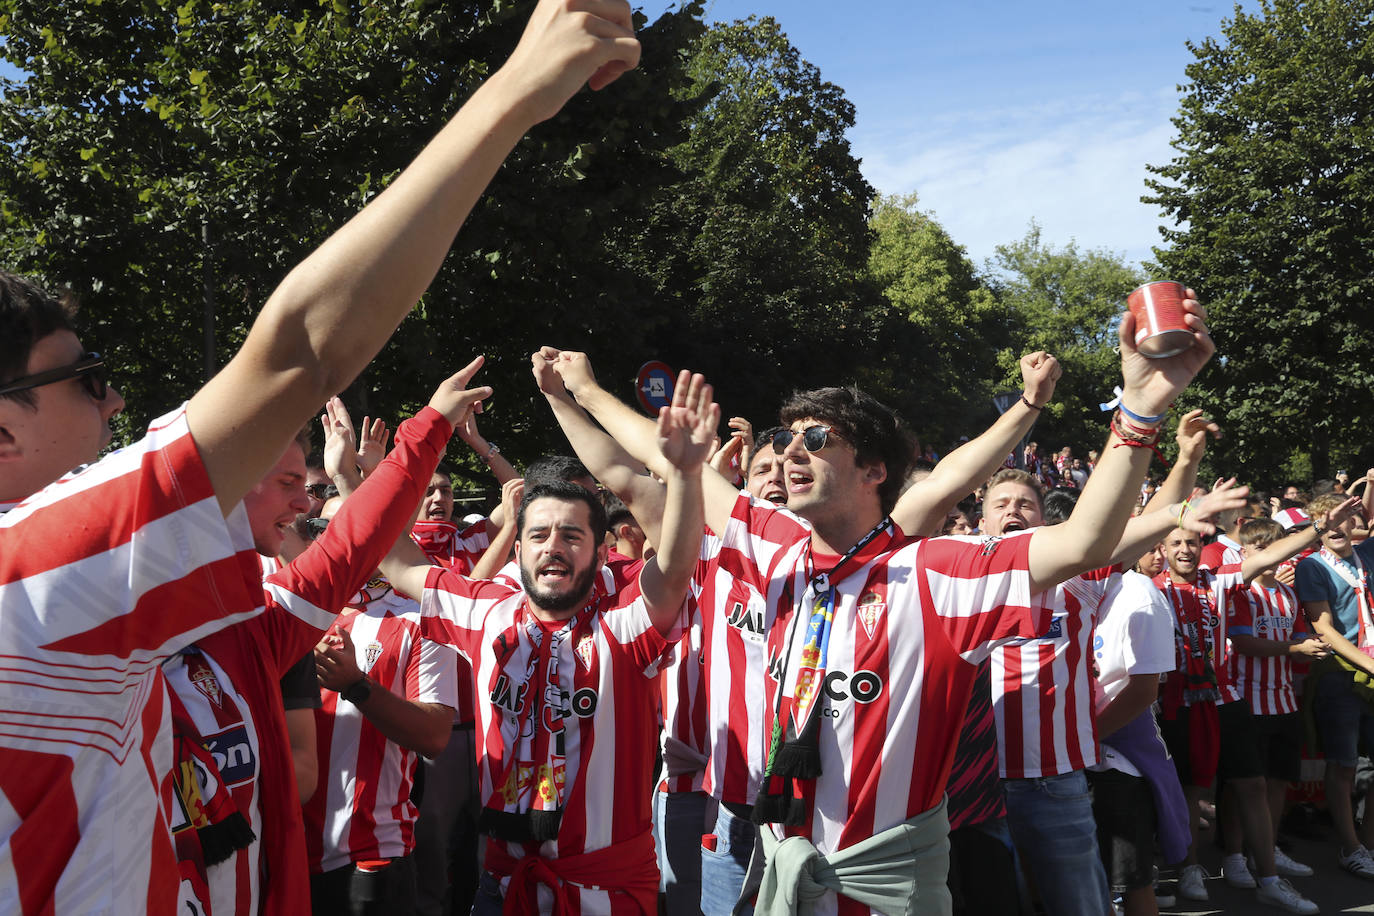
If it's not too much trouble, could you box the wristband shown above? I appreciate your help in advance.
[1019,394,1044,411]
[1117,402,1168,426]
[341,677,372,705]
[484,442,500,463]
[1177,499,1191,529]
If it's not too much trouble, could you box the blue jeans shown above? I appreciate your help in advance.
[699,802,758,916]
[1002,770,1113,916]
[653,789,710,915]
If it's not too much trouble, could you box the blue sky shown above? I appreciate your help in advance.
[648,0,1261,270]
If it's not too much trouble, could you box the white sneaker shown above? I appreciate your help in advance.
[1339,845,1374,879]
[1255,877,1319,914]
[1224,856,1257,888]
[1271,846,1315,878]
[1177,863,1209,901]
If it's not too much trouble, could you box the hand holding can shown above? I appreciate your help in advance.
[1127,281,1195,358]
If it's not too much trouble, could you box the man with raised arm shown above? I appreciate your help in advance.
[376,377,713,915]
[1157,492,1359,909]
[552,301,1212,914]
[0,4,640,912]
[1295,490,1374,880]
[533,347,1062,915]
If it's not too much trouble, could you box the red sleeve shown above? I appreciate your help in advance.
[265,407,452,635]
[1228,585,1255,630]
[922,532,1052,660]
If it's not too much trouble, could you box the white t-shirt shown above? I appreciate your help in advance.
[1090,571,1177,777]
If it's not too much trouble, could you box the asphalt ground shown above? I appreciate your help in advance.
[1156,810,1374,915]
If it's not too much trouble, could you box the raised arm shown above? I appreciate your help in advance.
[551,349,741,536]
[892,350,1060,536]
[636,373,716,635]
[1240,496,1362,582]
[1112,477,1249,566]
[456,403,518,487]
[468,477,524,581]
[358,359,493,599]
[1026,291,1215,593]
[532,347,667,544]
[185,0,641,515]
[1142,409,1217,511]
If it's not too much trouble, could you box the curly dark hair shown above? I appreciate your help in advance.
[778,386,915,513]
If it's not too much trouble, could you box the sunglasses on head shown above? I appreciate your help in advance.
[772,425,834,455]
[305,483,338,500]
[0,352,107,401]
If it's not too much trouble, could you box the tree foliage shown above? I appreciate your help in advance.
[0,0,703,484]
[1145,0,1374,485]
[988,223,1143,455]
[868,193,1007,446]
[632,16,913,431]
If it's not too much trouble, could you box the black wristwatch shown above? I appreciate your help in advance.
[341,677,372,705]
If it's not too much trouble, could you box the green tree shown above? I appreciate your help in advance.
[631,16,893,429]
[1145,0,1374,485]
[867,192,1008,446]
[0,0,703,485]
[988,223,1143,457]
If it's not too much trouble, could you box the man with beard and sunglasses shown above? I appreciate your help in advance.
[375,377,715,915]
[0,1,643,910]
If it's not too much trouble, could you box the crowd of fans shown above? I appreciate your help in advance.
[1,4,1371,916]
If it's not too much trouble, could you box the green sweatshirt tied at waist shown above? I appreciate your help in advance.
[754,796,952,916]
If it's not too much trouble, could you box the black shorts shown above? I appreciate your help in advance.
[1251,711,1303,782]
[1088,769,1156,892]
[1217,700,1265,782]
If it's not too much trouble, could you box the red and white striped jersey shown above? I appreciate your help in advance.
[411,518,491,574]
[1199,535,1241,571]
[696,494,808,806]
[657,575,708,794]
[171,410,454,916]
[419,568,671,915]
[0,405,265,916]
[1227,581,1304,716]
[991,567,1113,778]
[718,499,1049,886]
[305,593,458,873]
[1154,566,1246,709]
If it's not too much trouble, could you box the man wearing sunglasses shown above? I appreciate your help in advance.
[0,4,643,913]
[537,348,1073,914]
[550,301,1213,913]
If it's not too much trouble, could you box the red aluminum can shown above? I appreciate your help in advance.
[1127,281,1194,358]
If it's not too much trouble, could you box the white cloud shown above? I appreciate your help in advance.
[855,86,1184,270]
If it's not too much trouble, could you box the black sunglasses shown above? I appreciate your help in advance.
[305,517,330,539]
[772,425,834,455]
[0,352,107,401]
[305,483,338,500]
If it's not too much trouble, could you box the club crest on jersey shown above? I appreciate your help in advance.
[979,535,1002,556]
[363,640,384,673]
[188,661,223,708]
[575,634,595,672]
[857,592,885,639]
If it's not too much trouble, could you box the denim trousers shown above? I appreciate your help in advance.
[653,789,711,915]
[699,801,759,916]
[1002,770,1113,916]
